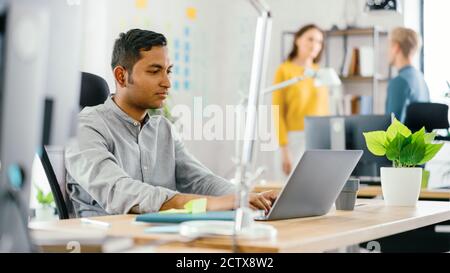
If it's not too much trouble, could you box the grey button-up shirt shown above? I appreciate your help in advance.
[65,96,235,217]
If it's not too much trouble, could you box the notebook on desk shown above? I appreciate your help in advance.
[135,211,235,223]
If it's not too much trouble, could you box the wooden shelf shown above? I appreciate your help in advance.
[340,76,389,82]
[326,27,388,37]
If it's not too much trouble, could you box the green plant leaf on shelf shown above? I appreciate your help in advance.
[418,143,444,165]
[35,184,55,206]
[386,118,412,141]
[363,131,387,156]
[36,189,44,204]
[44,192,54,204]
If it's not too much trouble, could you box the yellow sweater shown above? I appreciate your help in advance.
[272,61,329,146]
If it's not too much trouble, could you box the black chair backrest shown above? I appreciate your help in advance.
[79,72,110,109]
[404,103,450,133]
[38,146,71,219]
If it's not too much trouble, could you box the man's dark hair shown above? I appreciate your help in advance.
[111,29,167,72]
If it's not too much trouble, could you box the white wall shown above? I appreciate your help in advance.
[80,0,420,183]
[403,0,422,68]
[424,0,450,103]
[80,0,109,84]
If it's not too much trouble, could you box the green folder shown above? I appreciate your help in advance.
[135,211,235,223]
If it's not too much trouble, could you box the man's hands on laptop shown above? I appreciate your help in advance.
[205,190,279,214]
[248,191,278,214]
[160,190,279,214]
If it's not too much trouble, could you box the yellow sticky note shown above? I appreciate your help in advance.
[159,198,207,214]
[186,7,197,20]
[159,208,189,214]
[135,0,147,10]
[184,198,207,214]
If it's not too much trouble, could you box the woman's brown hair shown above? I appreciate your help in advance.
[287,24,325,63]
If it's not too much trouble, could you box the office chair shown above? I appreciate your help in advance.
[404,103,450,141]
[38,72,109,219]
[79,72,110,109]
[38,146,73,219]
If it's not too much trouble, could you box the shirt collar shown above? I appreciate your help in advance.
[399,65,414,74]
[105,95,150,127]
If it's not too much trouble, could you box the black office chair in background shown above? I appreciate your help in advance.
[79,72,110,109]
[39,72,110,219]
[404,103,450,141]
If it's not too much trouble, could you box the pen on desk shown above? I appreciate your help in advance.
[80,218,111,228]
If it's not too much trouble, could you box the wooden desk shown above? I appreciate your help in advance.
[253,182,450,200]
[29,199,450,253]
[29,216,229,253]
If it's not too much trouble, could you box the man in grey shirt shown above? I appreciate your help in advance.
[66,29,277,217]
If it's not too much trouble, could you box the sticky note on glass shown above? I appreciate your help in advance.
[186,7,197,20]
[135,0,147,9]
[159,198,207,214]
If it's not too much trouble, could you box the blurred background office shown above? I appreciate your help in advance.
[1,0,449,214]
[31,0,450,202]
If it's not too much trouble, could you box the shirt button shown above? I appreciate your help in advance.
[133,122,139,126]
[143,166,148,170]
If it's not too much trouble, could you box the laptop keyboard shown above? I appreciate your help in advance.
[253,210,269,221]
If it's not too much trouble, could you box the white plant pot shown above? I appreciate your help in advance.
[35,206,56,221]
[380,167,422,207]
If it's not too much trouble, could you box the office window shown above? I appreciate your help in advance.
[423,0,450,103]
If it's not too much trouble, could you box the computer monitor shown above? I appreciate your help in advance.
[305,115,392,183]
[0,0,81,252]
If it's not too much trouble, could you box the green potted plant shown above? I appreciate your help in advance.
[363,118,444,206]
[35,185,56,221]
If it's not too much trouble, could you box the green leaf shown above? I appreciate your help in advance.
[363,131,387,156]
[37,190,44,203]
[44,192,54,204]
[418,143,444,165]
[386,118,412,141]
[35,184,54,205]
[402,135,413,149]
[411,127,426,143]
[424,132,437,144]
[399,141,426,167]
[386,134,405,161]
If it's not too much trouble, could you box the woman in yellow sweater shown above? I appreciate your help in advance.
[273,24,329,176]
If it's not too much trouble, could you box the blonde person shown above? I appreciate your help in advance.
[386,27,429,122]
[273,24,329,176]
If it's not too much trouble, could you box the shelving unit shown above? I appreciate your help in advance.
[325,27,390,114]
[341,76,389,82]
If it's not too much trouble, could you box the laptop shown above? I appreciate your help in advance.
[256,150,363,221]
